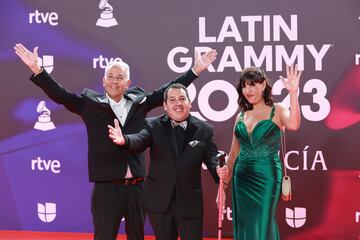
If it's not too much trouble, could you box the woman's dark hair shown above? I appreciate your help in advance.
[236,67,274,112]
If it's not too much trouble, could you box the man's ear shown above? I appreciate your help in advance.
[163,101,167,111]
[126,79,132,89]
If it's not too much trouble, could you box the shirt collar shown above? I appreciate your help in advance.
[106,93,127,107]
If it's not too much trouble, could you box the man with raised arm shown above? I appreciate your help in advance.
[14,43,217,240]
[108,83,228,240]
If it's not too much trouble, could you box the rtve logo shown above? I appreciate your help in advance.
[29,10,59,26]
[285,207,306,228]
[355,54,360,65]
[37,202,56,223]
[356,211,360,223]
[93,55,123,69]
[222,207,233,221]
[31,157,61,174]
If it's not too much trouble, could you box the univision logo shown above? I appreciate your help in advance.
[37,55,54,73]
[37,202,56,223]
[285,207,306,228]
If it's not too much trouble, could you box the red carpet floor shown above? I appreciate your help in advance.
[0,231,233,240]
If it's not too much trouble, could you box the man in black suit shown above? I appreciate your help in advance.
[108,83,228,240]
[14,43,217,240]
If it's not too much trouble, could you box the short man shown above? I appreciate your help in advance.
[108,83,227,240]
[14,43,217,240]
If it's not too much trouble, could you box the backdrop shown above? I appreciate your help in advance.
[1,0,359,239]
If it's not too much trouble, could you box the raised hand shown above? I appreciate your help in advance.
[280,64,302,94]
[108,119,125,145]
[192,49,217,75]
[14,43,42,74]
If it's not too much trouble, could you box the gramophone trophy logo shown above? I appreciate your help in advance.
[96,0,118,28]
[34,101,56,131]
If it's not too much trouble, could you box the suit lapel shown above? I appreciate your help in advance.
[95,95,121,124]
[96,95,109,104]
[161,115,179,159]
[163,115,199,157]
[95,94,126,127]
[182,115,198,151]
[123,92,143,126]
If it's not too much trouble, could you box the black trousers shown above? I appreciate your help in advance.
[147,199,203,240]
[91,181,144,240]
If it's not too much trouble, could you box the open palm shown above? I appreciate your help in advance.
[14,43,39,69]
[280,64,302,93]
[192,49,217,74]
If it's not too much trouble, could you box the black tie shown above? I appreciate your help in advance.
[174,125,185,153]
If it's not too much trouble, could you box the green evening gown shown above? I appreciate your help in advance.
[232,106,282,240]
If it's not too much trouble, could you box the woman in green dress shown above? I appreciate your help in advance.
[223,64,302,240]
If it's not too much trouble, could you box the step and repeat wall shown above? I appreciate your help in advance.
[1,0,359,239]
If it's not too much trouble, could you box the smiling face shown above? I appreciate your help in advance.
[163,87,192,122]
[242,80,266,105]
[236,67,274,111]
[102,64,131,102]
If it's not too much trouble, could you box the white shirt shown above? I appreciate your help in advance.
[107,94,131,126]
[107,94,133,178]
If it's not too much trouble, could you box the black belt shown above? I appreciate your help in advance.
[112,177,144,185]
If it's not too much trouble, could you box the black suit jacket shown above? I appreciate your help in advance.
[30,69,197,182]
[125,114,219,218]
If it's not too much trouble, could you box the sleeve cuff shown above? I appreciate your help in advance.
[123,135,130,149]
[33,67,44,77]
[191,68,198,77]
[30,67,47,82]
